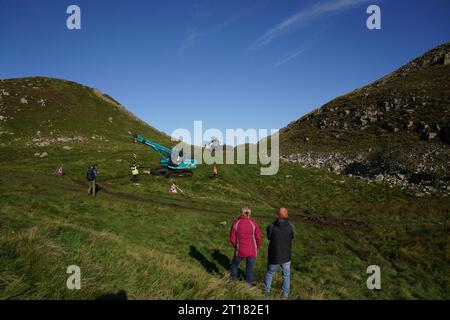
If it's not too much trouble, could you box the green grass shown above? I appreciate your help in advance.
[0,76,449,300]
[0,141,448,300]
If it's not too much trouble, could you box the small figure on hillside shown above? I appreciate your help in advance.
[130,163,139,184]
[210,163,218,179]
[55,164,65,176]
[230,206,262,285]
[169,183,183,194]
[86,164,98,196]
[263,207,295,299]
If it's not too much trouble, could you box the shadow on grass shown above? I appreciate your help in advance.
[211,249,246,279]
[211,249,230,270]
[96,290,128,300]
[189,245,219,274]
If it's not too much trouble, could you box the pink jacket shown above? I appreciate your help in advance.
[230,215,262,258]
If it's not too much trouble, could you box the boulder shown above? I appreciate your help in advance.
[415,192,425,198]
[330,163,341,172]
[445,52,450,66]
[37,98,46,106]
[405,121,414,129]
[421,131,438,140]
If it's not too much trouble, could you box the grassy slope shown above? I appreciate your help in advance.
[280,43,450,155]
[0,78,449,300]
[1,143,449,299]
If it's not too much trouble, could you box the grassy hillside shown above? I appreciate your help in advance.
[280,43,450,157]
[0,77,168,148]
[0,77,449,300]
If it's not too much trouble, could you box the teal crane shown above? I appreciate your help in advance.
[133,134,197,177]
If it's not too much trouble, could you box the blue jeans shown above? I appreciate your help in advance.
[230,256,256,283]
[263,262,291,297]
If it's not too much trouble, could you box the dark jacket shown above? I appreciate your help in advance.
[86,167,97,181]
[267,218,295,264]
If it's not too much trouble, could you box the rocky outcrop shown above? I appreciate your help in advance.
[281,150,450,195]
[280,43,450,185]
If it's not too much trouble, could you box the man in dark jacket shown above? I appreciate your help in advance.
[263,207,295,298]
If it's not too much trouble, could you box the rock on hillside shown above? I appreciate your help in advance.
[279,42,450,190]
[280,42,450,153]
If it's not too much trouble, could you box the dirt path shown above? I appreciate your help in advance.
[70,179,229,214]
[70,179,369,231]
[289,213,369,230]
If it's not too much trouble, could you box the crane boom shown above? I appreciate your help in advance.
[135,134,172,159]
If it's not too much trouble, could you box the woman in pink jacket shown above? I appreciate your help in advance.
[229,206,262,284]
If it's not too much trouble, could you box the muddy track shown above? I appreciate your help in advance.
[70,179,369,231]
[289,213,369,230]
[70,179,229,215]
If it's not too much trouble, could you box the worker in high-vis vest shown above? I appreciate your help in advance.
[130,163,139,183]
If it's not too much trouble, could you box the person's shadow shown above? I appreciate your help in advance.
[96,290,128,300]
[211,249,246,278]
[95,184,102,195]
[189,246,219,274]
[211,249,230,270]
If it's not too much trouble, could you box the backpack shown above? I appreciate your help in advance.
[86,168,95,181]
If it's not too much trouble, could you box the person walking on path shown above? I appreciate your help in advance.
[87,164,98,196]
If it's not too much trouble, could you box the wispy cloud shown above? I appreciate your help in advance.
[180,2,266,53]
[250,0,368,50]
[180,28,202,52]
[273,47,306,68]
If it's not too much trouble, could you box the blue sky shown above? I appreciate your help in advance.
[0,0,449,143]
